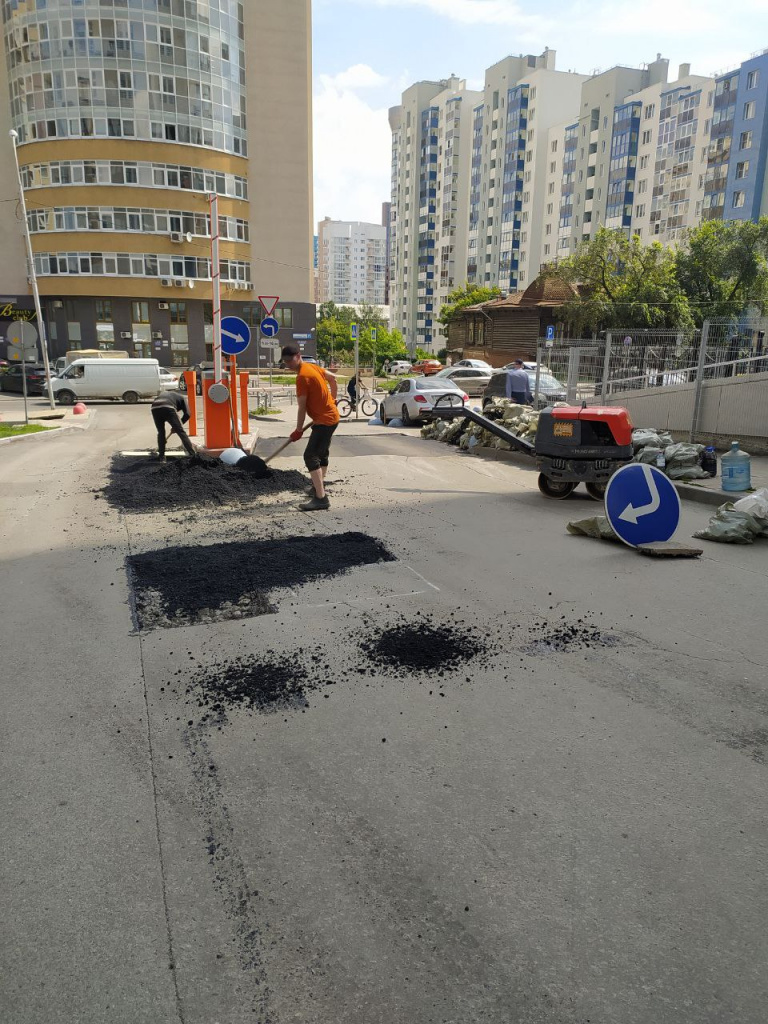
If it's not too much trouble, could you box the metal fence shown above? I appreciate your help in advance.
[533,315,768,441]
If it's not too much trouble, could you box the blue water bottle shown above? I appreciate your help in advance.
[721,441,751,492]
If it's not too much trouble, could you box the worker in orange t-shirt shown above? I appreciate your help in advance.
[282,342,339,511]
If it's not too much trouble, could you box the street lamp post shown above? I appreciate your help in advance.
[9,129,55,409]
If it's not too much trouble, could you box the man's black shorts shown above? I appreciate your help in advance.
[304,424,337,471]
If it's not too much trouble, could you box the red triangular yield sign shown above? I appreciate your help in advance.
[258,295,279,317]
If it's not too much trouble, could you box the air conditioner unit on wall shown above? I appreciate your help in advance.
[120,331,132,340]
[160,278,172,287]
[158,302,169,310]
[170,231,183,243]
[53,300,63,309]
[173,279,184,287]
[152,331,163,340]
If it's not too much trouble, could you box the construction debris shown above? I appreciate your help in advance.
[694,489,768,545]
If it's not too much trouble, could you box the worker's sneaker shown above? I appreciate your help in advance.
[305,482,329,496]
[298,494,330,512]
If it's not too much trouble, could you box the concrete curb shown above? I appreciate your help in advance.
[0,410,97,448]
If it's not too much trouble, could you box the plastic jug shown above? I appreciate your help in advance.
[721,441,751,492]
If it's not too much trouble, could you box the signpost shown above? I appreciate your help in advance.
[605,464,681,548]
[351,323,359,420]
[7,320,38,425]
[256,296,279,386]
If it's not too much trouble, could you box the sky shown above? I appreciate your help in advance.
[312,0,768,226]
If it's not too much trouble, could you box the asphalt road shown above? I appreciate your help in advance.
[2,400,768,1024]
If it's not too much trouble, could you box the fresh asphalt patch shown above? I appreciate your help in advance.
[127,532,397,631]
[101,453,307,513]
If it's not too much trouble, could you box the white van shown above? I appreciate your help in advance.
[52,359,162,405]
[54,349,130,374]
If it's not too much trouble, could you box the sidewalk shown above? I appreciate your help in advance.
[675,454,768,506]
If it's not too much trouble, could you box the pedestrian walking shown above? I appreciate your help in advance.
[151,390,197,460]
[282,343,339,511]
[505,359,532,405]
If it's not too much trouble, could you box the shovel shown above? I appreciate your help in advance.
[236,422,314,477]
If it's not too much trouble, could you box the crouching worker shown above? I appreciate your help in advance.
[151,390,197,460]
[281,342,339,511]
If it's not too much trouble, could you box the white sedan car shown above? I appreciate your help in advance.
[159,367,180,389]
[454,358,493,369]
[380,376,468,426]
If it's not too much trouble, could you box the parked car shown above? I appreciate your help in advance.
[177,362,214,395]
[387,360,413,375]
[159,367,180,390]
[380,376,468,426]
[433,366,493,397]
[412,359,443,376]
[0,364,51,395]
[482,367,567,409]
[453,358,493,369]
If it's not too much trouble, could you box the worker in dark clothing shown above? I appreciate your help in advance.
[151,391,197,460]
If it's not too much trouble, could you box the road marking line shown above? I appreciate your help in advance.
[405,565,441,591]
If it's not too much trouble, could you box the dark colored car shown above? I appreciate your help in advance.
[482,367,567,409]
[177,362,214,395]
[0,364,51,395]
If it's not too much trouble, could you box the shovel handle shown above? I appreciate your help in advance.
[263,421,313,465]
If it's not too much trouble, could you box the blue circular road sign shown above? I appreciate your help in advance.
[220,315,251,356]
[260,316,280,338]
[605,463,681,548]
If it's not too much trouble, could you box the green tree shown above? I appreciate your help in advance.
[545,228,694,333]
[438,282,503,332]
[675,218,768,324]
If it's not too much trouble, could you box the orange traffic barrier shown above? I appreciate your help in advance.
[202,376,232,450]
[183,371,198,436]
[239,372,250,436]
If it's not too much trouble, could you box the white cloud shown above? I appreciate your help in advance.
[313,66,393,225]
[360,0,548,30]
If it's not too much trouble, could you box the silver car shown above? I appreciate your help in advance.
[434,366,493,396]
[380,376,467,426]
[453,358,493,370]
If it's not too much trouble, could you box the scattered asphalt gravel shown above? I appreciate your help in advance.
[127,532,396,631]
[102,454,307,512]
[359,611,498,678]
[522,617,617,654]
[185,651,332,715]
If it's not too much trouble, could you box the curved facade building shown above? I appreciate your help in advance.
[0,0,314,366]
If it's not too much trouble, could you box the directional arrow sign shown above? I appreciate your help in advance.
[220,315,251,356]
[260,316,280,338]
[605,463,681,548]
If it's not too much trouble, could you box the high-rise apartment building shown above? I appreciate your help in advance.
[390,48,768,351]
[703,51,768,224]
[316,218,387,305]
[389,76,481,352]
[0,0,315,366]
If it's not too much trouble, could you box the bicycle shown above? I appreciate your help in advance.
[336,385,379,419]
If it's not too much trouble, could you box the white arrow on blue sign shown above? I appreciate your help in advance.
[604,463,681,548]
[260,316,280,338]
[220,315,251,356]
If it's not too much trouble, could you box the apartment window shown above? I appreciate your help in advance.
[644,103,655,119]
[640,154,649,170]
[530,88,536,99]
[637,179,647,195]
[743,101,755,120]
[544,243,551,256]
[132,301,150,324]
[736,161,749,179]
[635,203,646,218]
[732,191,745,208]
[747,70,759,89]
[550,161,557,173]
[548,182,555,194]
[545,224,552,235]
[642,130,653,145]
[546,202,554,215]
[740,131,753,149]
[528,110,535,122]
[551,139,558,153]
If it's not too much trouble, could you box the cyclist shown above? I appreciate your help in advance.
[347,371,362,409]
